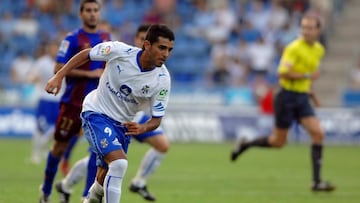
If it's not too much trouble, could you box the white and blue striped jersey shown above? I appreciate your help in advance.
[83,41,171,123]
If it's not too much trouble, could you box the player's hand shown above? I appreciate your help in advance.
[310,71,320,80]
[45,75,62,95]
[123,122,145,136]
[88,68,104,78]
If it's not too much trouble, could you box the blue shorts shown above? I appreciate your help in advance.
[81,111,131,168]
[274,89,315,129]
[36,99,60,133]
[132,113,163,142]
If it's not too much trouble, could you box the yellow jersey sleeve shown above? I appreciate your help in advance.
[278,44,298,75]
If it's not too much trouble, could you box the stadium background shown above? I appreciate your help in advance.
[0,0,360,144]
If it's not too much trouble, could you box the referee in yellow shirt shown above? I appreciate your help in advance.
[230,14,335,192]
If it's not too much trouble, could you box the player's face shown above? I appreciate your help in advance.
[301,18,320,43]
[80,2,100,30]
[146,37,174,67]
[134,31,147,48]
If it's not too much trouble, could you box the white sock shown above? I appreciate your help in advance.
[31,131,42,164]
[31,126,55,163]
[84,180,103,203]
[132,148,164,187]
[62,156,89,193]
[40,126,55,159]
[104,159,128,203]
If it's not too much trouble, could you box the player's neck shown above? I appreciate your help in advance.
[82,25,98,34]
[300,37,316,46]
[139,52,155,70]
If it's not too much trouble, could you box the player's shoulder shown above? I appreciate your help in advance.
[314,41,325,54]
[108,41,140,55]
[64,28,82,38]
[285,38,302,50]
[97,29,111,38]
[157,65,171,83]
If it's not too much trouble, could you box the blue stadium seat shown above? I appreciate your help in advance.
[342,89,360,107]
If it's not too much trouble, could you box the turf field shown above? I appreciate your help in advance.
[0,138,359,203]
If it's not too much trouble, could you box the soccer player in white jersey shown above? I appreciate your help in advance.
[28,41,65,164]
[45,24,174,203]
[55,24,170,202]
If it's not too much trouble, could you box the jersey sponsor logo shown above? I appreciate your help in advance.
[105,82,138,104]
[97,45,112,56]
[120,85,132,96]
[112,138,121,146]
[100,138,108,148]
[58,40,70,55]
[157,89,168,101]
[141,85,149,94]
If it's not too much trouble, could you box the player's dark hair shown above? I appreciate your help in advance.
[80,0,101,12]
[145,24,175,44]
[136,24,151,35]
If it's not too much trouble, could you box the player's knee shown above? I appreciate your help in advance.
[311,130,324,144]
[108,159,128,177]
[51,141,68,157]
[154,142,170,153]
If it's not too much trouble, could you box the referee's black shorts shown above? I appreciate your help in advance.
[274,88,315,129]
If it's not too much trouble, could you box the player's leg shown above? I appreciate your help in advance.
[231,127,289,161]
[81,151,98,200]
[130,134,169,201]
[60,134,80,176]
[39,104,82,202]
[31,130,43,164]
[103,151,128,203]
[56,155,89,203]
[84,167,106,203]
[32,100,58,164]
[231,89,292,161]
[40,140,69,203]
[300,116,335,192]
[81,111,130,203]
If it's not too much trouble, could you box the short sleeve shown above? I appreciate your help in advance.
[278,45,297,74]
[150,71,171,118]
[89,41,118,61]
[56,35,76,64]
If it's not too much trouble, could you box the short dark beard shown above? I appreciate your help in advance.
[84,22,97,31]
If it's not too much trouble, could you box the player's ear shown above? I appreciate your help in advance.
[143,40,151,50]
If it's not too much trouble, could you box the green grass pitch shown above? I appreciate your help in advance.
[0,138,359,203]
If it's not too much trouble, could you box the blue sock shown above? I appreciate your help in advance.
[63,135,79,161]
[42,152,61,195]
[82,151,97,197]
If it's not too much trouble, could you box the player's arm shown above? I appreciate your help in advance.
[124,117,162,136]
[309,90,320,107]
[46,48,91,95]
[54,62,103,78]
[279,66,320,80]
